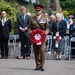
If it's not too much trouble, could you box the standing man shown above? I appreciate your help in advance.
[0,11,12,59]
[17,6,31,59]
[28,4,49,71]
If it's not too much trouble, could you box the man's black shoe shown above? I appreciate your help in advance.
[40,67,45,71]
[58,58,61,60]
[34,67,40,70]
[0,56,4,59]
[5,57,8,59]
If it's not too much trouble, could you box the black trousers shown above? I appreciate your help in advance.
[71,42,75,58]
[19,34,31,57]
[0,34,9,57]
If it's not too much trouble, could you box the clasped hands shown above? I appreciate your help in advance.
[20,28,27,32]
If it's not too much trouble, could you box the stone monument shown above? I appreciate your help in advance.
[50,0,62,12]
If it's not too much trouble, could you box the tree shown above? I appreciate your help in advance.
[60,0,75,15]
[38,0,49,8]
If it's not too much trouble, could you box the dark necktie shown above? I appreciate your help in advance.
[23,14,25,24]
[23,14,25,19]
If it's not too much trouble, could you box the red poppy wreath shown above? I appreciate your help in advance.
[30,29,46,45]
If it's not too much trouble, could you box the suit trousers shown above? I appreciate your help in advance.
[19,33,31,57]
[0,34,8,57]
[33,42,46,67]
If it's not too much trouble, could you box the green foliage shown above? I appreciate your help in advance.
[60,0,75,15]
[26,4,35,16]
[38,0,49,8]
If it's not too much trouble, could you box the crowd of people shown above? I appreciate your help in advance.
[0,4,75,71]
[48,12,75,60]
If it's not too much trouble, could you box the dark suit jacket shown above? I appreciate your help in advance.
[52,20,66,37]
[17,14,30,37]
[69,24,75,37]
[0,18,12,39]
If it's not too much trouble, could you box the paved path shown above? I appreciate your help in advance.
[0,59,75,75]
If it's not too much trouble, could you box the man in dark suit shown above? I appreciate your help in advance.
[17,6,31,59]
[0,11,12,59]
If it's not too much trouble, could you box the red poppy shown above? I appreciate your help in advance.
[56,36,60,41]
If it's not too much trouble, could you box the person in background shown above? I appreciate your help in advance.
[27,11,31,16]
[48,15,55,35]
[52,13,66,60]
[69,19,75,58]
[44,13,49,24]
[28,4,49,71]
[0,11,12,59]
[60,12,68,23]
[69,19,75,37]
[17,6,31,59]
[66,17,73,36]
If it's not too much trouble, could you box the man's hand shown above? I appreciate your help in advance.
[20,28,26,32]
[22,28,25,32]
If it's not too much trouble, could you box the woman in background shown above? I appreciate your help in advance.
[52,13,66,60]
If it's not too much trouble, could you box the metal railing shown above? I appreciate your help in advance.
[8,35,74,60]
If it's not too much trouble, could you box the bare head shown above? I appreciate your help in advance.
[21,6,26,14]
[50,15,55,21]
[1,11,7,18]
[56,13,62,22]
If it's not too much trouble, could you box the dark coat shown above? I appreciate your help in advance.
[0,18,12,39]
[52,20,66,37]
[69,24,75,37]
[17,14,30,37]
[48,21,55,35]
